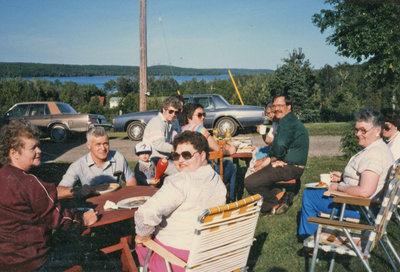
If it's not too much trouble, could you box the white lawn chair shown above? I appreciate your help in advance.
[142,194,263,272]
[304,160,400,272]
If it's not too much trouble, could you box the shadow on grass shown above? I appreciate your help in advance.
[247,232,268,271]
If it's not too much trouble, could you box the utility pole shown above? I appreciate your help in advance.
[139,0,147,111]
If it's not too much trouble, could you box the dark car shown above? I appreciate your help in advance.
[1,102,112,142]
[112,94,265,141]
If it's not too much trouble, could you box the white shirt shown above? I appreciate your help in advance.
[134,165,226,250]
[341,139,394,199]
[387,131,400,160]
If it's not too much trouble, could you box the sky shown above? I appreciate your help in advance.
[0,0,355,70]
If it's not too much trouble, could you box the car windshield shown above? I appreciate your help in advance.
[57,103,77,114]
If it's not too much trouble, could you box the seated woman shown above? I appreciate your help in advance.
[381,108,400,160]
[0,121,97,271]
[298,107,394,239]
[181,103,237,202]
[134,131,227,272]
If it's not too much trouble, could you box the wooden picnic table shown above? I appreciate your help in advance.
[62,185,158,272]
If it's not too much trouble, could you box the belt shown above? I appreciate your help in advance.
[293,164,305,169]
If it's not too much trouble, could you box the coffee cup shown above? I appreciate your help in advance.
[259,125,267,135]
[320,173,331,185]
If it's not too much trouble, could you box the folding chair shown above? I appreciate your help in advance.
[304,161,400,272]
[142,194,263,272]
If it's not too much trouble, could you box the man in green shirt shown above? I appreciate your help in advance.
[244,94,309,215]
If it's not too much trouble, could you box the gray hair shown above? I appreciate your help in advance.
[162,96,183,111]
[86,126,108,143]
[354,107,384,128]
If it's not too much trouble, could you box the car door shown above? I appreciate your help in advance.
[26,103,51,133]
[6,104,30,121]
[191,96,215,128]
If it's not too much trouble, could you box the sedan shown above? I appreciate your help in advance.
[112,94,265,141]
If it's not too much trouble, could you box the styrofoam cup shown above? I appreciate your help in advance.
[259,125,267,135]
[320,173,331,185]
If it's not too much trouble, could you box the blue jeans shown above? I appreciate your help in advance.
[298,189,360,238]
[214,159,237,202]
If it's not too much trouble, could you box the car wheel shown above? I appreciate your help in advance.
[215,117,238,136]
[127,121,146,141]
[50,124,69,143]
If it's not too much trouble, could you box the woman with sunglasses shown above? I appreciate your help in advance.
[298,107,394,240]
[381,108,400,160]
[134,131,227,272]
[181,103,238,202]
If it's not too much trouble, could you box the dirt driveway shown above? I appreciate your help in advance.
[40,134,343,163]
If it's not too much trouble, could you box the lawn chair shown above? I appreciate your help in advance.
[304,161,400,272]
[141,194,263,272]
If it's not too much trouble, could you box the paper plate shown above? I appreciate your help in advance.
[117,196,151,209]
[305,182,328,189]
[93,183,120,194]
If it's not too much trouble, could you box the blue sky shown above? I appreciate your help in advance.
[0,0,355,70]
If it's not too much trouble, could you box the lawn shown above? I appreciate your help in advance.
[31,155,400,271]
[108,121,353,139]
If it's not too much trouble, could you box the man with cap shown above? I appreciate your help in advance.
[134,141,160,186]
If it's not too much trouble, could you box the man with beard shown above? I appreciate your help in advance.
[244,94,309,215]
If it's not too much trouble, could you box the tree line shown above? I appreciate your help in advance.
[1,1,398,127]
[0,47,397,124]
[0,62,272,78]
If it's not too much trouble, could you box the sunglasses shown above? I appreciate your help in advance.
[170,151,199,161]
[197,112,206,118]
[167,109,180,115]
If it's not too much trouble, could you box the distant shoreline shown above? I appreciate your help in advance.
[0,62,274,78]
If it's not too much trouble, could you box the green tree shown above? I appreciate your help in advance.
[268,48,319,122]
[313,0,400,85]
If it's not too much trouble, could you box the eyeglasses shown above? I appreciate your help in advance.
[168,109,180,115]
[384,124,391,131]
[170,151,199,161]
[197,112,206,118]
[353,127,373,135]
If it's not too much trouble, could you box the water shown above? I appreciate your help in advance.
[25,74,231,89]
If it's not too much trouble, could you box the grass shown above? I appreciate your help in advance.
[304,122,352,136]
[31,155,400,271]
[108,122,352,140]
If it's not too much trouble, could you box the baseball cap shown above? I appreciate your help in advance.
[135,141,152,154]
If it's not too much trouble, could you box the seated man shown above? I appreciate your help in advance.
[143,95,183,175]
[57,126,136,199]
[0,121,97,271]
[244,94,309,215]
[134,131,227,272]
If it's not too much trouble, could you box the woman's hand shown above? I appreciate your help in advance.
[330,171,342,182]
[328,183,339,191]
[135,234,152,246]
[224,144,237,155]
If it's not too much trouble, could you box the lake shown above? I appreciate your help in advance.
[26,74,231,89]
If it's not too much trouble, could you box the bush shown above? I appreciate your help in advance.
[340,124,360,158]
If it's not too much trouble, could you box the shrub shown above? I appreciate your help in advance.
[340,123,359,158]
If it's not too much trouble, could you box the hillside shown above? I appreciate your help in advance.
[0,62,274,77]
